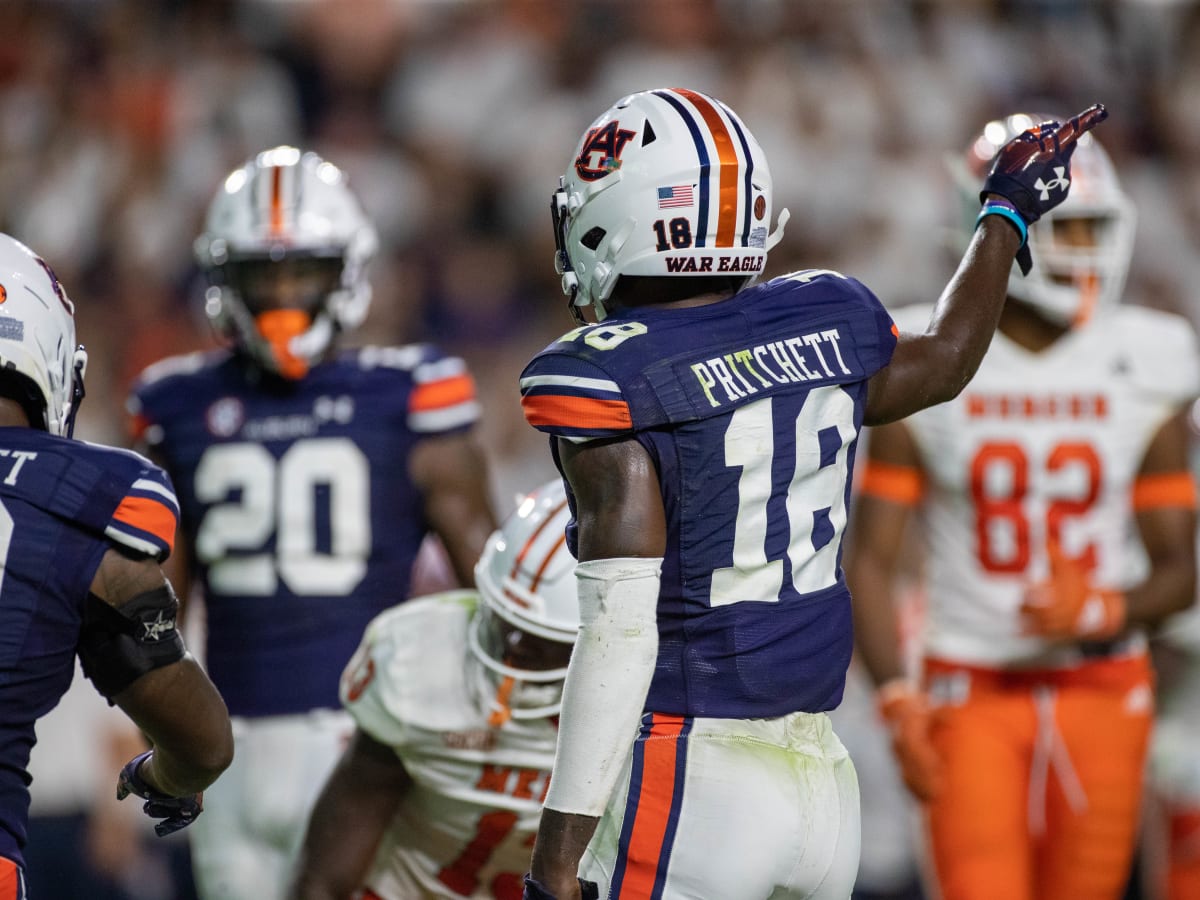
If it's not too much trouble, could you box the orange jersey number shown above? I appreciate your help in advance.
[970,441,1101,574]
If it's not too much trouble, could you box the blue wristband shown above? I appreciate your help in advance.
[975,199,1028,247]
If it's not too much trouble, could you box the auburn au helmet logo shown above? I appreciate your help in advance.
[574,121,636,182]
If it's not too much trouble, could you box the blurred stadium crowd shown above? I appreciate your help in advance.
[2,0,1199,495]
[4,0,1200,898]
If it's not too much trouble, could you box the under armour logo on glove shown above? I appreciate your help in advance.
[980,104,1108,273]
[1033,168,1069,200]
[116,749,205,837]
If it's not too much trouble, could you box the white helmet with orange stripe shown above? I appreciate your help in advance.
[469,478,578,721]
[0,233,88,437]
[951,112,1135,326]
[195,146,378,379]
[552,88,789,324]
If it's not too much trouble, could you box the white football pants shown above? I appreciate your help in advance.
[579,710,860,899]
[189,709,354,900]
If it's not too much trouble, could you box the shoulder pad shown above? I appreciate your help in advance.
[340,592,484,743]
[1108,307,1200,405]
[131,351,212,390]
[354,344,430,372]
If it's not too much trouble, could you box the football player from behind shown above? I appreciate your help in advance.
[519,90,1105,900]
[0,233,233,897]
[288,480,579,900]
[127,147,497,900]
[846,115,1199,900]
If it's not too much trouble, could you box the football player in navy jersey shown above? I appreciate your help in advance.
[517,89,1108,899]
[0,232,233,899]
[127,147,497,900]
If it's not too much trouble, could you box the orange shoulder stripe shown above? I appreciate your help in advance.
[521,394,633,431]
[410,374,477,413]
[1132,471,1197,511]
[112,495,178,550]
[857,460,925,506]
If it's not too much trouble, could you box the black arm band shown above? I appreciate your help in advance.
[78,584,187,698]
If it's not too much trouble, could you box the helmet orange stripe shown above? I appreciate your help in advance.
[269,165,285,237]
[528,531,569,594]
[674,88,741,248]
[511,497,570,581]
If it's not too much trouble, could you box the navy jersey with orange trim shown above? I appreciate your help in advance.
[128,345,480,717]
[0,428,177,868]
[521,271,896,718]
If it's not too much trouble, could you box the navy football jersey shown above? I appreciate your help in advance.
[128,345,481,717]
[520,271,897,718]
[0,429,177,867]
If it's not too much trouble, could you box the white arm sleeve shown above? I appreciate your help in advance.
[543,556,662,817]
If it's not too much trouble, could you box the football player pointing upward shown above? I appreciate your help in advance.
[128,147,497,900]
[846,116,1199,900]
[519,90,1106,899]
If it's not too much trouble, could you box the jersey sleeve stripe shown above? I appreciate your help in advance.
[521,394,633,431]
[131,477,179,507]
[857,460,925,506]
[409,373,477,413]
[111,495,178,551]
[520,373,621,394]
[408,401,481,434]
[1132,471,1197,511]
[104,526,170,558]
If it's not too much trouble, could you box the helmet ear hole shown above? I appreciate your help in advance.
[580,227,606,251]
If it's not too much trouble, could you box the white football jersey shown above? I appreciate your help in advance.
[340,591,558,900]
[889,304,1200,666]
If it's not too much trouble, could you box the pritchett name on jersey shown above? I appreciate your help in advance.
[690,327,852,409]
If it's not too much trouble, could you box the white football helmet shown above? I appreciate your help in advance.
[952,112,1136,325]
[0,234,88,436]
[469,478,578,721]
[553,88,789,323]
[195,146,379,378]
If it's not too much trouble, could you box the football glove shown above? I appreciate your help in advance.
[116,749,204,837]
[1019,539,1126,640]
[877,678,944,803]
[523,874,600,900]
[980,103,1108,273]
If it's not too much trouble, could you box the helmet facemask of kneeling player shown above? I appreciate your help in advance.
[195,146,379,379]
[468,480,579,725]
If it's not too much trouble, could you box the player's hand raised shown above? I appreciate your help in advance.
[116,749,204,837]
[978,104,1108,274]
[982,104,1108,224]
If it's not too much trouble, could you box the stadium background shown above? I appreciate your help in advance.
[4,1,1198,898]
